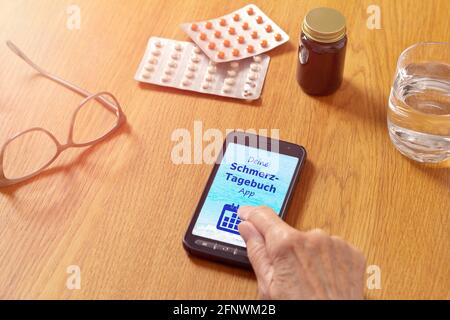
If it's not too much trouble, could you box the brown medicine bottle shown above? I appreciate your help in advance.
[296,7,347,96]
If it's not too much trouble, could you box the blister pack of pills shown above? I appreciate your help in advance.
[180,4,289,63]
[134,37,270,100]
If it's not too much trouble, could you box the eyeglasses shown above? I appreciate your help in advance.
[0,41,126,187]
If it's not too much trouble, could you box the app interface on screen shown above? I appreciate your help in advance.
[192,142,299,247]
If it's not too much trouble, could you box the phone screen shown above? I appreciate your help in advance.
[192,142,299,248]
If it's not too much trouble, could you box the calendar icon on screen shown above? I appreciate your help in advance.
[216,203,241,235]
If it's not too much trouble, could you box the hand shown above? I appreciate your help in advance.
[238,206,366,300]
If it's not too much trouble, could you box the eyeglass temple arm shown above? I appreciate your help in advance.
[6,41,118,114]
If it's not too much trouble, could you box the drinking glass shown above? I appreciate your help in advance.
[388,42,450,163]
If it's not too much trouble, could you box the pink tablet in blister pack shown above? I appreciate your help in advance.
[180,4,289,63]
[134,37,270,100]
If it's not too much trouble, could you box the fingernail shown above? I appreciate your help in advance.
[237,221,249,241]
[237,206,253,220]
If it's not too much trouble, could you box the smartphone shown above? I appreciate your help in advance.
[183,131,306,268]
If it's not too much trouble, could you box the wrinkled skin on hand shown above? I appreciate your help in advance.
[238,206,366,300]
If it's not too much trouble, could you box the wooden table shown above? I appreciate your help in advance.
[0,0,448,299]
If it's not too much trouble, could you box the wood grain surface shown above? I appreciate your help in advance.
[0,0,448,299]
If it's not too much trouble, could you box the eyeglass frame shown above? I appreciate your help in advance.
[0,41,126,188]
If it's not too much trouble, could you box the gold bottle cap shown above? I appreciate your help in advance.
[302,7,346,43]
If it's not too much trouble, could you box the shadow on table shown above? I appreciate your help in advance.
[408,157,450,188]
[313,78,387,130]
[189,255,256,281]
[285,159,315,228]
[138,82,263,107]
[267,39,296,59]
[0,122,133,196]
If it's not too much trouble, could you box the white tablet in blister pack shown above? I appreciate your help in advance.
[134,37,270,100]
